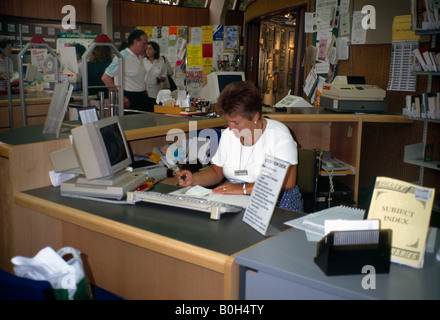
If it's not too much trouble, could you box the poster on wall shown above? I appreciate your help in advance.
[224,26,238,51]
[186,66,203,98]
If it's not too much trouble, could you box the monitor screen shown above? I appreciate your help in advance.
[100,122,129,167]
[74,116,132,180]
[217,73,245,93]
[200,71,245,103]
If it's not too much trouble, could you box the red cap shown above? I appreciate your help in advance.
[30,36,45,43]
[94,34,112,43]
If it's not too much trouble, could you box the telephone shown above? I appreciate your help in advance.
[321,158,349,171]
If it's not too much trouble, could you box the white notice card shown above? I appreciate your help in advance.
[243,155,289,236]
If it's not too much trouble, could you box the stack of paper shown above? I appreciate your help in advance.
[284,205,366,242]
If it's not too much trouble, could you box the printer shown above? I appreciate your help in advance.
[320,83,387,113]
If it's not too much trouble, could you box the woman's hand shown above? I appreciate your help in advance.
[175,170,192,186]
[213,182,245,195]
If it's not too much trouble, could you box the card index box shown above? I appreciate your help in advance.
[314,229,392,276]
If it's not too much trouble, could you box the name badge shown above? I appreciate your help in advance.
[235,170,248,176]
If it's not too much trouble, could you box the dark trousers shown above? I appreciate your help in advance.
[124,90,155,112]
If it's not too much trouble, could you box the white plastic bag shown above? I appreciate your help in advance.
[11,246,93,300]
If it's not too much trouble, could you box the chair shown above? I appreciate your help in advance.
[0,268,123,300]
[296,148,319,213]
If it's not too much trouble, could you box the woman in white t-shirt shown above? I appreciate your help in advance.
[143,41,167,99]
[175,81,303,211]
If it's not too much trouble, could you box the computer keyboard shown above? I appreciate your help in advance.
[126,190,243,220]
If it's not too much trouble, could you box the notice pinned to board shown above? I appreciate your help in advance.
[242,155,289,236]
[392,15,420,42]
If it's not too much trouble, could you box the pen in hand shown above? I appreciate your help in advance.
[173,167,188,186]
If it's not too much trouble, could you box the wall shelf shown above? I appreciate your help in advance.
[404,142,440,171]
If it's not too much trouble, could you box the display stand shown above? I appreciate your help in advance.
[18,43,59,127]
[42,81,73,138]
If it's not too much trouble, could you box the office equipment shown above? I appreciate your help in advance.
[23,63,43,83]
[322,84,386,101]
[61,170,146,200]
[321,158,350,171]
[50,117,146,199]
[321,83,388,113]
[314,229,392,276]
[320,96,388,113]
[126,190,243,220]
[200,71,245,103]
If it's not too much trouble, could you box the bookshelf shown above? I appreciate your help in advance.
[406,27,440,184]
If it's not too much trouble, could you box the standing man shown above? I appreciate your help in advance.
[102,29,154,112]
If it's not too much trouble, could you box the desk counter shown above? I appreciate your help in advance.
[236,227,440,300]
[14,184,299,299]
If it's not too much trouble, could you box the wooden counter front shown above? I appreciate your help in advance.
[13,185,298,299]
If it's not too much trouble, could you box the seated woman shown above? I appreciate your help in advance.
[175,81,303,211]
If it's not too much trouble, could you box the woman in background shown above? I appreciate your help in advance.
[143,41,167,99]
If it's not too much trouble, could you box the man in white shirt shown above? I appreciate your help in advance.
[102,29,155,112]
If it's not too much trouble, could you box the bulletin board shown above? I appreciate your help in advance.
[186,25,240,98]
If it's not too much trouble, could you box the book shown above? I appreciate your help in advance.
[413,48,428,71]
[423,50,435,71]
[367,177,435,268]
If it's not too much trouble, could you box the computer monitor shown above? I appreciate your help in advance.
[23,63,43,82]
[200,71,245,103]
[50,116,131,180]
[50,117,146,199]
[74,116,132,180]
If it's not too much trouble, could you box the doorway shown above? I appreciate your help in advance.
[245,5,306,106]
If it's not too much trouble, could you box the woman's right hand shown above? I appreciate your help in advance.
[175,170,192,186]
